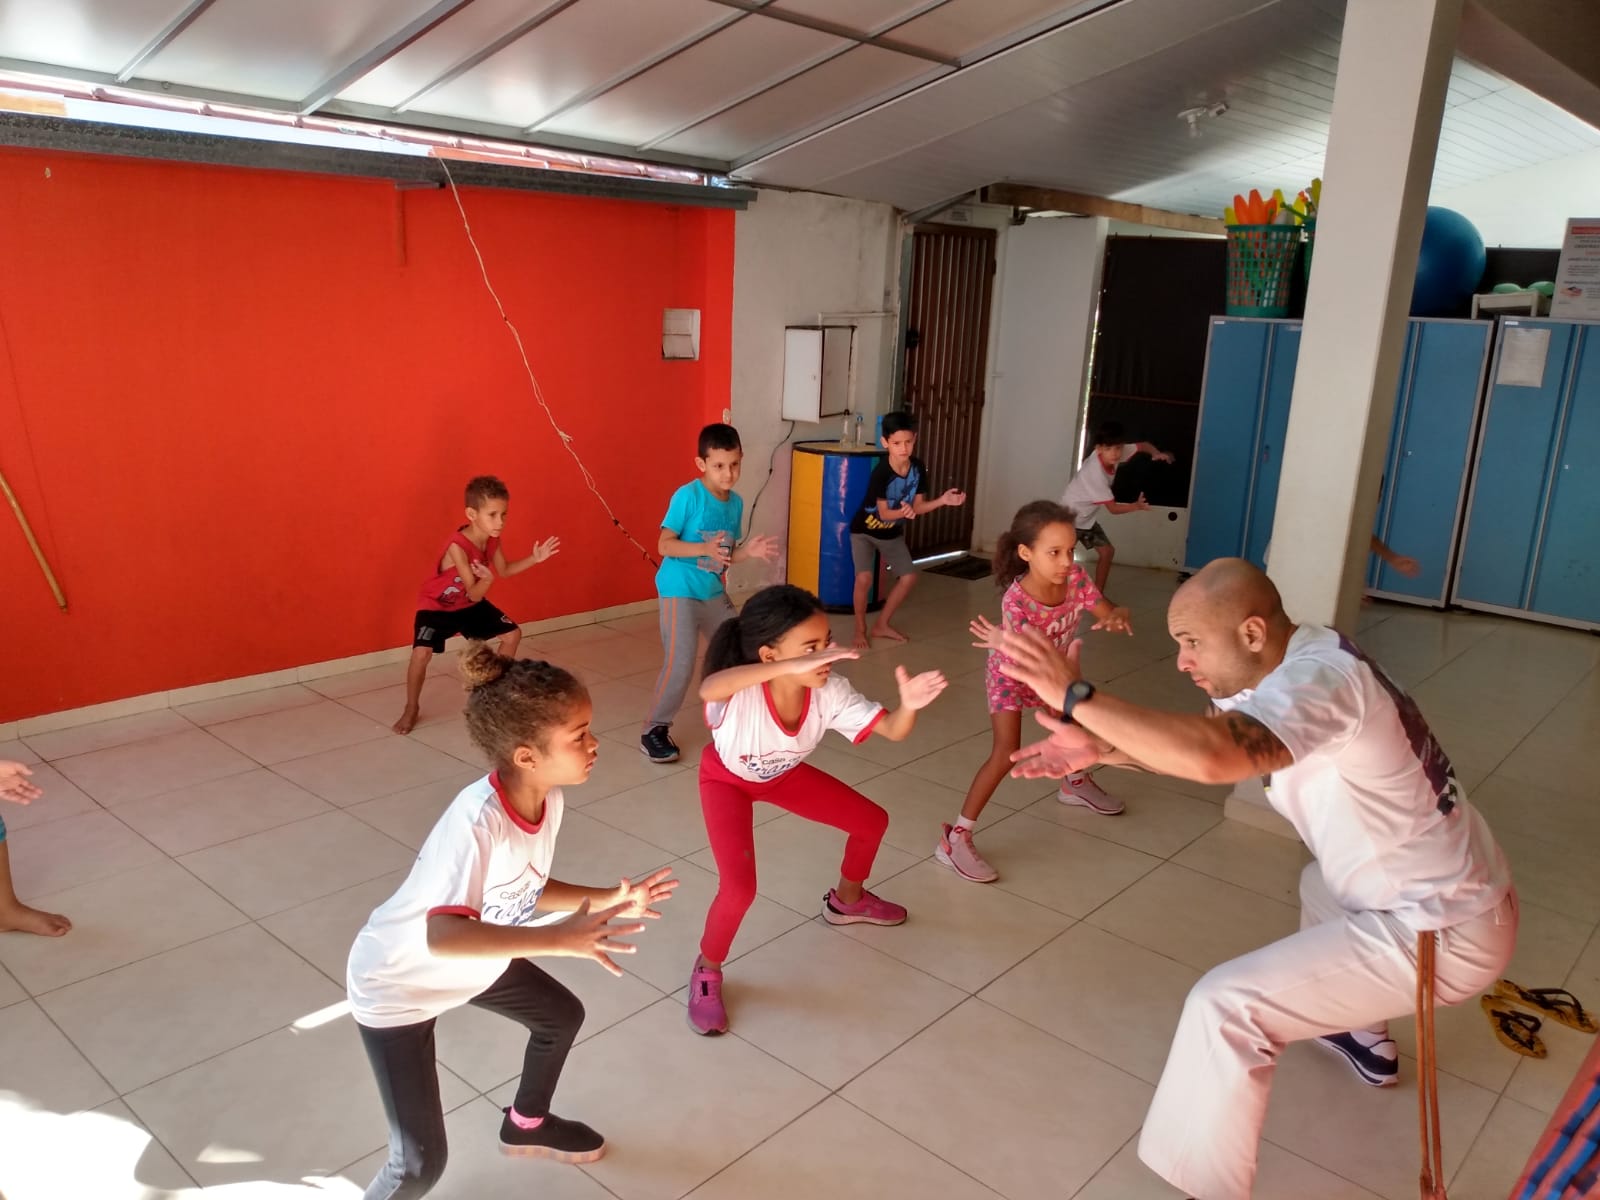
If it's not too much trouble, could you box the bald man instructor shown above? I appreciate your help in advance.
[986,558,1516,1200]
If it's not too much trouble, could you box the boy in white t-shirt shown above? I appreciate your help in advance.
[991,558,1516,1200]
[1059,420,1174,592]
[686,584,948,1036]
[348,644,677,1198]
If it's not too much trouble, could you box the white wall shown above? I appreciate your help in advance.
[727,188,900,589]
[1431,146,1600,248]
[972,216,1106,552]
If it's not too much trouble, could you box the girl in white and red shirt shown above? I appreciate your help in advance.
[348,643,676,1199]
[688,584,947,1035]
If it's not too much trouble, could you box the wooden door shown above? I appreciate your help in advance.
[901,224,995,557]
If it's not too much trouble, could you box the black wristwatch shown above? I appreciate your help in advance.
[1062,679,1097,722]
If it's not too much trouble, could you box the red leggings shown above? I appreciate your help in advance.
[698,744,889,963]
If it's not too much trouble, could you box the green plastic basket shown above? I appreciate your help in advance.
[1301,219,1316,283]
[1225,224,1301,317]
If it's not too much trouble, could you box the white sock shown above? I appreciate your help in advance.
[954,815,976,833]
[1350,1028,1391,1048]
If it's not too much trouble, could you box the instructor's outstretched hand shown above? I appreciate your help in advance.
[994,627,1082,703]
[1011,713,1103,779]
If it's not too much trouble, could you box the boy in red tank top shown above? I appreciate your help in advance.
[393,476,560,734]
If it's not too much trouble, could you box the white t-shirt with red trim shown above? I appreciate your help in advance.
[1215,625,1511,931]
[706,675,885,783]
[347,773,565,1028]
[1060,444,1138,528]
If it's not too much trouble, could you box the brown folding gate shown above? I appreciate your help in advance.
[901,223,996,558]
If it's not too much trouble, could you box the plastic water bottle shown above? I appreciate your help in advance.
[841,410,854,446]
[854,413,864,447]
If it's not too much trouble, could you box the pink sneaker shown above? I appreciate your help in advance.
[935,824,999,883]
[1059,773,1125,815]
[821,887,907,926]
[687,957,728,1035]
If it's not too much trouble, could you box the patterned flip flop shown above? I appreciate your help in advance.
[1494,980,1600,1035]
[1482,995,1549,1059]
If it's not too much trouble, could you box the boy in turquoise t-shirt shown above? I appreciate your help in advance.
[643,424,778,763]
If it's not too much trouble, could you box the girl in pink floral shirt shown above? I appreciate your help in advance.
[936,501,1133,883]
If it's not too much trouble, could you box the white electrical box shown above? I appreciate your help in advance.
[781,325,855,421]
[662,308,700,360]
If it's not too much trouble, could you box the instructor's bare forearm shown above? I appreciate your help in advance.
[1071,695,1290,784]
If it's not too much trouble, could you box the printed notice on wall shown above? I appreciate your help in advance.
[1551,218,1600,320]
[1497,325,1551,388]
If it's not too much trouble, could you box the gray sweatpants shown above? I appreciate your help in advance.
[645,593,736,730]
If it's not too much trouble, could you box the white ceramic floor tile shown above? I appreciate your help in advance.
[303,661,412,700]
[0,963,24,1006]
[579,733,689,803]
[686,813,920,918]
[961,811,1163,917]
[1022,774,1224,858]
[1472,772,1600,852]
[1074,1135,1385,1200]
[174,683,325,727]
[38,924,342,1092]
[4,811,165,901]
[0,1098,197,1200]
[832,860,1076,993]
[981,923,1200,1085]
[1172,821,1316,905]
[850,769,981,856]
[258,870,410,984]
[687,1096,1003,1200]
[896,731,1062,812]
[343,771,483,849]
[0,738,40,763]
[1445,1095,1550,1200]
[0,761,98,831]
[844,998,1152,1200]
[583,678,663,734]
[1492,825,1600,924]
[272,734,477,807]
[336,674,468,730]
[178,811,414,918]
[0,858,246,993]
[53,729,257,807]
[207,701,391,766]
[712,922,964,1088]
[410,717,492,768]
[620,858,807,995]
[0,999,114,1114]
[582,767,778,859]
[547,810,677,890]
[22,709,193,762]
[1087,863,1301,974]
[126,1014,473,1190]
[338,1096,614,1199]
[1262,1040,1498,1200]
[490,998,827,1200]
[112,769,334,856]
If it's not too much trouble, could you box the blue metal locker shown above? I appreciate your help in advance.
[1459,320,1600,629]
[1242,323,1300,569]
[1455,320,1581,616]
[1185,319,1273,570]
[1367,320,1493,604]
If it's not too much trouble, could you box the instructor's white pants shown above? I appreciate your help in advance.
[1138,863,1518,1200]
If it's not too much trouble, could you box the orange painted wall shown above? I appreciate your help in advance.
[0,147,734,723]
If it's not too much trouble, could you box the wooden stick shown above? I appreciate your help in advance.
[0,465,66,610]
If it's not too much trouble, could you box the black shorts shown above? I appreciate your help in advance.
[412,601,517,653]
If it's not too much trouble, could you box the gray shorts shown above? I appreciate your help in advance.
[1076,522,1113,551]
[851,532,916,577]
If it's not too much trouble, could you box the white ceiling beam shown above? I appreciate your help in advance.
[115,0,221,84]
[298,0,480,116]
[702,0,959,66]
[392,0,581,115]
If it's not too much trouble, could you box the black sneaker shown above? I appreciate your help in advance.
[498,1110,606,1163]
[641,724,680,763]
[1316,1032,1399,1087]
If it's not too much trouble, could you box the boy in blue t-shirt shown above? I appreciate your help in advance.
[642,423,778,763]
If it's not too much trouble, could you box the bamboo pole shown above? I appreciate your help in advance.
[0,466,66,610]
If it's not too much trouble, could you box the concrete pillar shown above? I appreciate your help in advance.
[1266,0,1464,630]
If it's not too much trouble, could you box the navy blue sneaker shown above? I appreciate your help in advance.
[640,725,680,763]
[1316,1031,1399,1087]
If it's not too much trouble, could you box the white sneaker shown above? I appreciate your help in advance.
[1058,774,1125,815]
[935,823,999,883]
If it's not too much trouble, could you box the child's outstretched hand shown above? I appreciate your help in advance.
[893,502,916,521]
[969,614,1007,652]
[1390,554,1422,578]
[552,898,647,978]
[784,646,860,673]
[1092,606,1134,636]
[470,561,493,580]
[895,665,947,711]
[1153,450,1176,464]
[1133,493,1151,511]
[699,534,733,571]
[611,866,678,920]
[742,534,780,562]
[530,536,561,564]
[0,760,41,804]
[939,488,967,508]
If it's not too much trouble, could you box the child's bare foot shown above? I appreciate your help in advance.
[392,707,420,735]
[870,623,909,645]
[0,903,72,937]
[853,628,872,651]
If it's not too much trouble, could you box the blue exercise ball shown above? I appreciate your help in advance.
[1411,207,1485,316]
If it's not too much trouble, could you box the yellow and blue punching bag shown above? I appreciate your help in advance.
[787,441,884,612]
